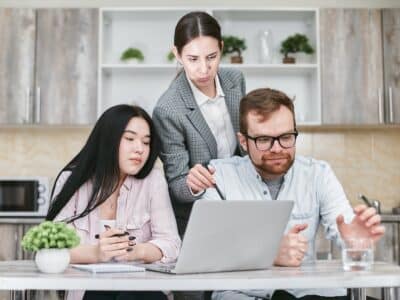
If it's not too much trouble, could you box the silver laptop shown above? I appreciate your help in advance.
[144,200,293,274]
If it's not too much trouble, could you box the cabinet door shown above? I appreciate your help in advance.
[0,224,23,260]
[0,9,36,124]
[320,9,384,124]
[35,9,98,124]
[383,9,400,124]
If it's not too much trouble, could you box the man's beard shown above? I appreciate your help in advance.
[251,153,294,179]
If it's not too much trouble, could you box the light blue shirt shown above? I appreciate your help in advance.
[204,155,355,298]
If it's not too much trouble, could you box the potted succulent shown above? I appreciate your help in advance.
[120,47,144,63]
[21,221,80,273]
[280,33,314,64]
[222,35,247,64]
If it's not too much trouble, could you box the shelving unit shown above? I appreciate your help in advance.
[98,7,320,124]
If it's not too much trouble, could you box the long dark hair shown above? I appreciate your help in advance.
[174,11,222,54]
[46,105,159,222]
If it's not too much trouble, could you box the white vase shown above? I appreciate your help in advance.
[35,249,70,273]
[123,58,141,64]
[259,29,274,64]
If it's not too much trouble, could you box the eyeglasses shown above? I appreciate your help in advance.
[244,131,298,151]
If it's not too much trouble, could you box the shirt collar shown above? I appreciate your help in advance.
[186,73,225,107]
[121,175,134,192]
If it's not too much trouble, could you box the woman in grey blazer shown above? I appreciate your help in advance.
[153,11,246,236]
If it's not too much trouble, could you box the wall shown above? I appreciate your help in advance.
[0,127,399,211]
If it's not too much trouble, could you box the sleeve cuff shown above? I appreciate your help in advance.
[189,187,206,197]
[148,239,180,264]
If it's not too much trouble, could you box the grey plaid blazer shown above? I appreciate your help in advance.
[153,68,246,234]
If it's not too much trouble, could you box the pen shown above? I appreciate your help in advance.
[201,162,225,200]
[94,232,131,239]
[214,183,225,200]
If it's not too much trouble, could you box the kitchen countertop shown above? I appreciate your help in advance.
[381,214,400,223]
[0,217,44,224]
[0,214,398,224]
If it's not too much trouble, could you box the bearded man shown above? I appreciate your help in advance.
[199,88,384,300]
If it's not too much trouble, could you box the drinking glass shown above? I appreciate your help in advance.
[342,238,374,271]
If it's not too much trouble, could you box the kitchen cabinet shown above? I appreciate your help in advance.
[35,9,98,124]
[0,224,30,300]
[0,224,24,261]
[0,9,36,124]
[382,9,400,124]
[320,8,400,125]
[0,8,98,125]
[320,9,384,125]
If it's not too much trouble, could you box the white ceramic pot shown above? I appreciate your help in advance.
[35,249,70,273]
[123,58,140,64]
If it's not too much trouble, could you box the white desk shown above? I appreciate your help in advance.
[1,260,400,300]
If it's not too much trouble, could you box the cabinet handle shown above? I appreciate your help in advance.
[35,86,41,123]
[25,88,31,123]
[389,87,394,123]
[378,87,384,124]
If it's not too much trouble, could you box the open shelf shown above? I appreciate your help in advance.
[98,8,321,124]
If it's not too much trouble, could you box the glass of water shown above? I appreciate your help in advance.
[342,238,374,271]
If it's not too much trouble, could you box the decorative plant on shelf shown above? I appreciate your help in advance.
[21,221,80,273]
[222,35,247,64]
[167,50,175,63]
[280,33,314,64]
[120,47,144,63]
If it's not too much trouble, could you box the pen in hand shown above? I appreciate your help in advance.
[94,232,132,239]
[214,183,226,200]
[201,162,225,200]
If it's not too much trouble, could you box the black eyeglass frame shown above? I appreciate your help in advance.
[244,130,299,151]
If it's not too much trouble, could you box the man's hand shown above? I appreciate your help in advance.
[186,164,216,194]
[337,204,385,243]
[274,223,308,267]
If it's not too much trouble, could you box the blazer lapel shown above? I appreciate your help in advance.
[176,72,218,158]
[219,72,242,134]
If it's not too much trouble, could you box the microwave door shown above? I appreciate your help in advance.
[0,181,38,212]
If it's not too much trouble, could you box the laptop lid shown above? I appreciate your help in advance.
[173,200,293,274]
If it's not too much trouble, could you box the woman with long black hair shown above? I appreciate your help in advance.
[47,104,180,300]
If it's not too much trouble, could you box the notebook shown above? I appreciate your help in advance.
[143,199,294,274]
[71,263,145,273]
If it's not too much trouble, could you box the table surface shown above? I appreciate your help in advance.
[0,260,399,291]
[0,214,398,225]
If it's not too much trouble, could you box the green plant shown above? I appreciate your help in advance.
[120,47,144,62]
[222,35,247,58]
[280,33,314,59]
[167,50,175,62]
[21,221,80,252]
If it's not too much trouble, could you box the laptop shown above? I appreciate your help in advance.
[144,200,293,274]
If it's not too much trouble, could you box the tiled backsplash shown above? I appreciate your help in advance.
[0,127,399,211]
[296,129,400,211]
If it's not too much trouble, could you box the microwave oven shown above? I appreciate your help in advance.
[0,177,50,217]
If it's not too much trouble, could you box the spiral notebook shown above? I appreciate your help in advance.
[71,263,145,273]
